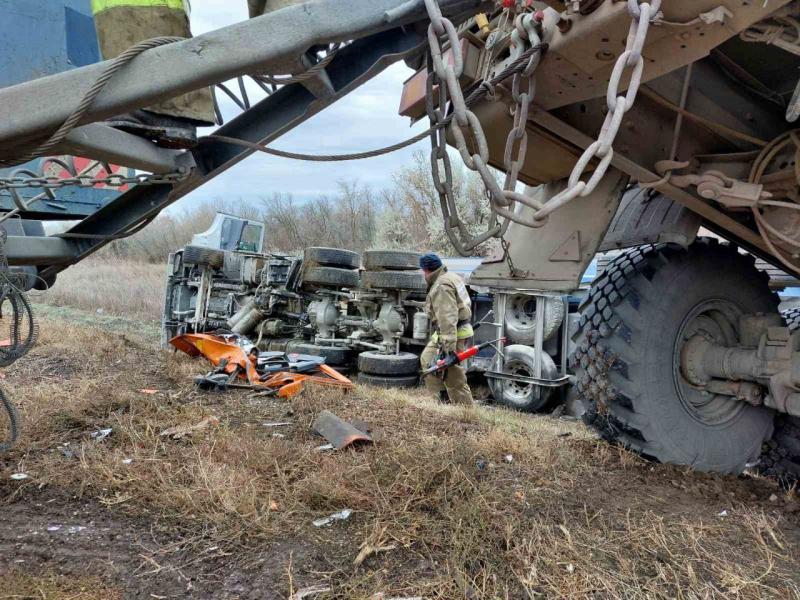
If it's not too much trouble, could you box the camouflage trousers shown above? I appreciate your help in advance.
[420,339,474,406]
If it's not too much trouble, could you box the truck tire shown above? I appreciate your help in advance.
[361,270,426,291]
[286,341,352,366]
[759,416,800,485]
[363,250,422,271]
[304,247,361,269]
[358,351,419,376]
[302,266,359,289]
[488,344,556,412]
[783,306,800,332]
[357,373,419,388]
[183,245,224,269]
[572,240,777,474]
[504,294,565,345]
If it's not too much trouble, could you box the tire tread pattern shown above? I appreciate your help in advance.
[572,240,777,472]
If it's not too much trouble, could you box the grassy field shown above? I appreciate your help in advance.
[34,258,166,323]
[0,313,798,598]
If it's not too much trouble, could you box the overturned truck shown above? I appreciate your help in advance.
[162,213,574,411]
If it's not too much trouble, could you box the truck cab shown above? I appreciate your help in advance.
[189,213,265,254]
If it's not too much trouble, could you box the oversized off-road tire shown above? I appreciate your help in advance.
[361,270,426,292]
[303,247,361,269]
[504,294,565,345]
[357,373,419,388]
[363,250,422,271]
[783,306,800,332]
[183,245,224,269]
[286,341,352,366]
[572,240,777,474]
[488,344,557,412]
[358,351,419,376]
[759,416,800,485]
[302,266,359,289]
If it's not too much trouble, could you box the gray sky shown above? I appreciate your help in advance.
[176,2,428,212]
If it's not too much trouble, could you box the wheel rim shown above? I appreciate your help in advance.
[502,360,538,405]
[509,295,536,328]
[673,299,746,427]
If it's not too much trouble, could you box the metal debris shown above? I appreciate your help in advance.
[312,410,373,450]
[90,428,113,441]
[313,509,352,527]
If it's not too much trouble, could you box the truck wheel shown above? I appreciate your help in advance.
[783,307,800,332]
[357,373,419,388]
[363,250,422,271]
[286,341,352,366]
[361,270,426,291]
[488,344,556,412]
[302,266,359,289]
[304,247,361,269]
[572,240,777,474]
[759,416,800,485]
[358,351,419,376]
[504,295,565,345]
[183,245,224,269]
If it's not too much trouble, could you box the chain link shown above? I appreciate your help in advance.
[531,1,656,222]
[424,0,550,254]
[424,0,657,253]
[0,167,191,192]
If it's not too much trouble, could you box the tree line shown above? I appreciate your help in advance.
[100,151,499,262]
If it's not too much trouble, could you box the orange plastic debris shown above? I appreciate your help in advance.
[170,333,353,398]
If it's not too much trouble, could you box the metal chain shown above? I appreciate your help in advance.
[531,0,659,222]
[0,168,191,192]
[424,0,659,253]
[424,0,547,254]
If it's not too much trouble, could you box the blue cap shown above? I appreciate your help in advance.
[419,252,443,271]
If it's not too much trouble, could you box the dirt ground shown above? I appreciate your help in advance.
[1,313,800,599]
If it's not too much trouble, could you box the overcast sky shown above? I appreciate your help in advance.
[176,2,428,212]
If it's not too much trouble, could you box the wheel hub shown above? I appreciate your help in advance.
[674,299,746,426]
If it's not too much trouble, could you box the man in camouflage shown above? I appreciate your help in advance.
[419,253,474,406]
[91,1,296,148]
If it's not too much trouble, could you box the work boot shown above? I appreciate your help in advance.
[103,109,199,149]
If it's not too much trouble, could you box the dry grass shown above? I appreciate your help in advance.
[33,258,165,322]
[1,572,123,599]
[2,317,800,598]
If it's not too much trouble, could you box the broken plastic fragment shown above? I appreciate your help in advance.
[293,586,331,600]
[90,428,113,441]
[313,508,352,527]
[10,473,28,480]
